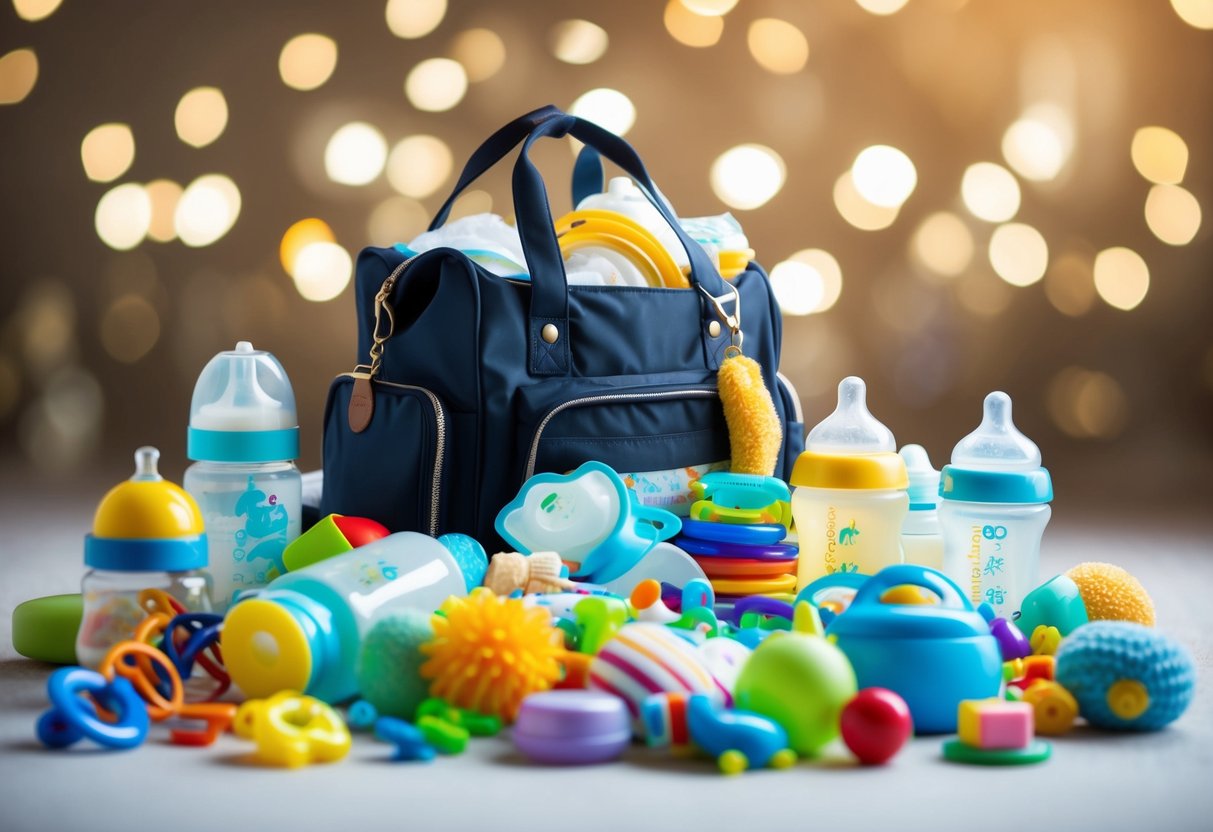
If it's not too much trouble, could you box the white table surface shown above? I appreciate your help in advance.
[2,478,1211,832]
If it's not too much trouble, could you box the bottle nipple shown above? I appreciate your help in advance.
[131,446,163,482]
[806,376,896,455]
[950,392,1041,471]
[899,444,940,506]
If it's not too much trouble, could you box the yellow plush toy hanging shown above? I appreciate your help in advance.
[717,350,783,477]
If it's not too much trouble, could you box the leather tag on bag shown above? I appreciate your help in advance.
[348,374,375,433]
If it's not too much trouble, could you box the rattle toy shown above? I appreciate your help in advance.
[643,692,796,775]
[37,667,149,751]
[375,716,437,762]
[11,593,83,665]
[732,602,857,756]
[357,608,434,720]
[688,472,791,526]
[513,690,631,765]
[421,588,564,722]
[943,699,1051,766]
[1055,621,1195,731]
[839,687,913,765]
[234,691,351,768]
[282,513,390,572]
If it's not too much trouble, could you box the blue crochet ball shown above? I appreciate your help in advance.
[1055,621,1196,731]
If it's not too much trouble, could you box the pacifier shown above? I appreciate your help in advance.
[951,392,1042,471]
[498,464,622,562]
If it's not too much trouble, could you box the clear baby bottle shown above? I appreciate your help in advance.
[221,532,481,703]
[791,377,909,589]
[77,447,212,668]
[939,392,1053,618]
[899,444,944,571]
[184,341,302,612]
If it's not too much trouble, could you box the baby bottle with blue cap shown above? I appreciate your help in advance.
[77,447,212,668]
[790,377,909,589]
[939,392,1053,619]
[184,341,302,612]
[899,444,944,570]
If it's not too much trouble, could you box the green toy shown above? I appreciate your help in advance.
[417,697,502,736]
[12,594,83,665]
[731,602,857,756]
[1015,574,1088,637]
[417,715,469,754]
[355,609,434,720]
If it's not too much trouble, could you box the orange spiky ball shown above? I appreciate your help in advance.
[1065,562,1156,627]
[419,588,563,722]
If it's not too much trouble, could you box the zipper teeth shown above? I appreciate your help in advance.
[341,374,446,536]
[525,389,717,480]
[776,371,805,423]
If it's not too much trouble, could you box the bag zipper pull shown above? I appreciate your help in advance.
[348,368,375,434]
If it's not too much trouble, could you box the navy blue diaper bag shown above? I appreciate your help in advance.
[320,105,805,549]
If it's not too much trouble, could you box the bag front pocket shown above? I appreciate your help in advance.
[321,374,448,535]
[520,383,730,487]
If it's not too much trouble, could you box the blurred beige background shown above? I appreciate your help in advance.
[0,0,1210,512]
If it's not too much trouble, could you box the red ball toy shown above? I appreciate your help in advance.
[840,687,913,765]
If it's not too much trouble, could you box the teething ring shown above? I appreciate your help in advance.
[139,589,186,619]
[162,613,230,700]
[98,640,184,721]
[236,691,351,768]
[37,667,150,750]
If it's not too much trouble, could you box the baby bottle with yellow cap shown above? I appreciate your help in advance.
[790,377,909,589]
[184,341,301,612]
[939,392,1052,618]
[76,447,212,668]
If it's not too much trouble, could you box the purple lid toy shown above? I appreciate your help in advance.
[513,690,630,765]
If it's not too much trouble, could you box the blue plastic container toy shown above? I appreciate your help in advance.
[826,564,1003,733]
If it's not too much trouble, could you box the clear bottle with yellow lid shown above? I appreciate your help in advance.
[790,377,909,589]
[76,447,212,667]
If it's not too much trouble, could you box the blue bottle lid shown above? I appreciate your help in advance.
[940,392,1052,505]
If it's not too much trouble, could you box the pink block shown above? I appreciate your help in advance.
[980,702,1034,749]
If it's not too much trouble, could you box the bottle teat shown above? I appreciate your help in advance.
[131,446,163,482]
[899,444,940,507]
[806,377,896,455]
[951,392,1041,471]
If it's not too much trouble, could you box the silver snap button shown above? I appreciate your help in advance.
[541,323,559,344]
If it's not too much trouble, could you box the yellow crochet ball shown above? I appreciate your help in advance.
[1065,562,1155,627]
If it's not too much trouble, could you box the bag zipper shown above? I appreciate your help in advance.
[524,388,718,480]
[776,371,804,423]
[340,372,447,537]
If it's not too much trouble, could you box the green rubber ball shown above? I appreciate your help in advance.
[356,609,435,720]
[732,631,857,756]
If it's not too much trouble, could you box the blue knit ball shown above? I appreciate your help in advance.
[1055,621,1195,731]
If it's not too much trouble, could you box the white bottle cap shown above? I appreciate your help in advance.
[806,376,896,454]
[950,391,1041,471]
[190,341,297,431]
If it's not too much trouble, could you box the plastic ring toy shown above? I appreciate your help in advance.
[689,500,792,527]
[695,557,797,580]
[37,667,149,750]
[98,640,184,721]
[236,691,352,768]
[942,738,1051,766]
[676,537,798,560]
[725,596,795,626]
[161,613,229,699]
[680,520,787,546]
[710,574,798,596]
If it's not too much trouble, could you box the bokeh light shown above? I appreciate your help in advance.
[175,174,241,247]
[711,144,786,210]
[851,145,917,208]
[1144,184,1202,245]
[1044,251,1096,316]
[451,29,506,82]
[791,248,843,313]
[13,0,63,22]
[551,20,609,65]
[386,0,447,39]
[1093,247,1149,311]
[279,34,338,91]
[0,353,19,421]
[17,280,75,373]
[770,260,824,316]
[368,196,430,246]
[387,135,453,199]
[570,88,636,136]
[664,1,724,48]
[681,0,739,14]
[1170,0,1213,29]
[449,189,494,221]
[100,294,160,364]
[95,183,152,251]
[1131,126,1188,185]
[961,162,1021,222]
[20,366,104,470]
[405,58,467,112]
[293,241,353,302]
[175,87,228,148]
[0,48,38,105]
[912,212,973,279]
[1002,105,1072,181]
[80,123,135,183]
[1048,367,1128,439]
[989,223,1048,286]
[956,271,1013,318]
[747,19,809,74]
[145,179,183,243]
[833,171,899,230]
[280,218,336,275]
[855,0,910,15]
[324,122,388,186]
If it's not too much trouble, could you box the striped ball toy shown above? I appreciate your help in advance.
[588,623,728,724]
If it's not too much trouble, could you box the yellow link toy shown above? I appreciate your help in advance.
[234,691,351,768]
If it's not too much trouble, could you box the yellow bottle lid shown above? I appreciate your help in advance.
[789,450,909,491]
[222,597,314,699]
